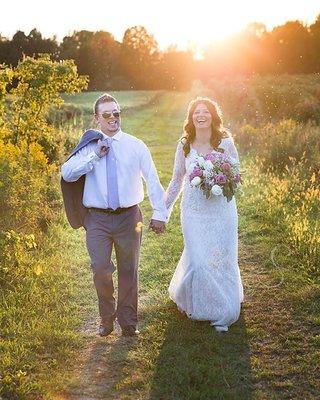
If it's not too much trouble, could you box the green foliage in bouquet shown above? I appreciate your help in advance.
[222,180,238,202]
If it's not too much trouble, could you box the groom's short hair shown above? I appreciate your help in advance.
[94,93,120,115]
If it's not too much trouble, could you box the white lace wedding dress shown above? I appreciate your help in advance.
[165,137,244,331]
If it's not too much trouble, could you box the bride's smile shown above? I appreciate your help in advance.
[192,103,212,130]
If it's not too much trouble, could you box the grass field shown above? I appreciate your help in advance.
[61,90,164,112]
[56,90,166,140]
[1,86,319,400]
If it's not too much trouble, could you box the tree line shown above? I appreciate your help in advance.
[1,15,320,90]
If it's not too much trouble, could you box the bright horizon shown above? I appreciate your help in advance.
[2,0,320,52]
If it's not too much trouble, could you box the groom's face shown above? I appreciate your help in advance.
[95,101,121,135]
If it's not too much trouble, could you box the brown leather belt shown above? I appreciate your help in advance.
[87,205,136,215]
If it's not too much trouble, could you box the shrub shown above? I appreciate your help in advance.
[0,139,61,234]
[0,55,88,399]
[208,74,320,124]
[2,55,88,160]
[242,158,320,279]
[237,119,320,178]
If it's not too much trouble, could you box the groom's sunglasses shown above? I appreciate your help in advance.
[99,111,121,119]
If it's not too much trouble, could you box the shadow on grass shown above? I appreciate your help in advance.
[63,327,138,399]
[149,303,253,400]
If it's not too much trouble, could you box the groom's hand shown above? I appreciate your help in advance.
[149,219,166,234]
[94,139,109,158]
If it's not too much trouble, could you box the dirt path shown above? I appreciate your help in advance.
[52,316,137,400]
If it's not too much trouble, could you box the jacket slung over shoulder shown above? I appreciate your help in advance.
[60,129,103,229]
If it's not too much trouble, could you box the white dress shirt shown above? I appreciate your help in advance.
[61,129,168,222]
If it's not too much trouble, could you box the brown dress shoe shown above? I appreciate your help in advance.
[99,323,114,337]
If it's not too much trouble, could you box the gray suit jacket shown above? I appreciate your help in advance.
[60,129,103,229]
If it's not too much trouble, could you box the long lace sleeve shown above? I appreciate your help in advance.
[225,137,240,166]
[165,141,186,220]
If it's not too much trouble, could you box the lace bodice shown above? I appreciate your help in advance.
[165,137,240,220]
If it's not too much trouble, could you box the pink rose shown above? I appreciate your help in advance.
[193,167,203,177]
[215,173,227,185]
[221,162,231,172]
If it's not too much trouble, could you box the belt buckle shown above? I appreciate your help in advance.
[106,207,119,214]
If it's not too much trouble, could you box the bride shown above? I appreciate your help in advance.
[165,97,244,332]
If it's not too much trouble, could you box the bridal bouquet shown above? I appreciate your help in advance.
[188,151,241,202]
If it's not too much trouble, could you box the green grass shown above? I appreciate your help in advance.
[56,90,167,143]
[236,159,320,398]
[61,90,164,111]
[0,218,97,399]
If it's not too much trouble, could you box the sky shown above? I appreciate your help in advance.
[1,0,320,51]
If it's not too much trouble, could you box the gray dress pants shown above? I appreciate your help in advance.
[84,205,142,328]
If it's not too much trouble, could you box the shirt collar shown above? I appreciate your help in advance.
[101,129,123,141]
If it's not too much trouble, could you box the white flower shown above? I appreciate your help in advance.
[187,162,197,173]
[211,184,223,196]
[204,160,213,170]
[203,169,212,178]
[197,156,205,167]
[190,176,202,186]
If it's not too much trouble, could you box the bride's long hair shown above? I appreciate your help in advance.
[181,97,230,157]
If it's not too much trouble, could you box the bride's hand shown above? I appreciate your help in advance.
[149,219,166,234]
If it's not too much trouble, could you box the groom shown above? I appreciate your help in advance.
[61,93,167,337]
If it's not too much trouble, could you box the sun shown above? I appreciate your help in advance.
[180,20,242,60]
[153,3,247,53]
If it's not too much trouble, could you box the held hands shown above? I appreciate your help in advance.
[149,219,166,235]
[94,139,110,158]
